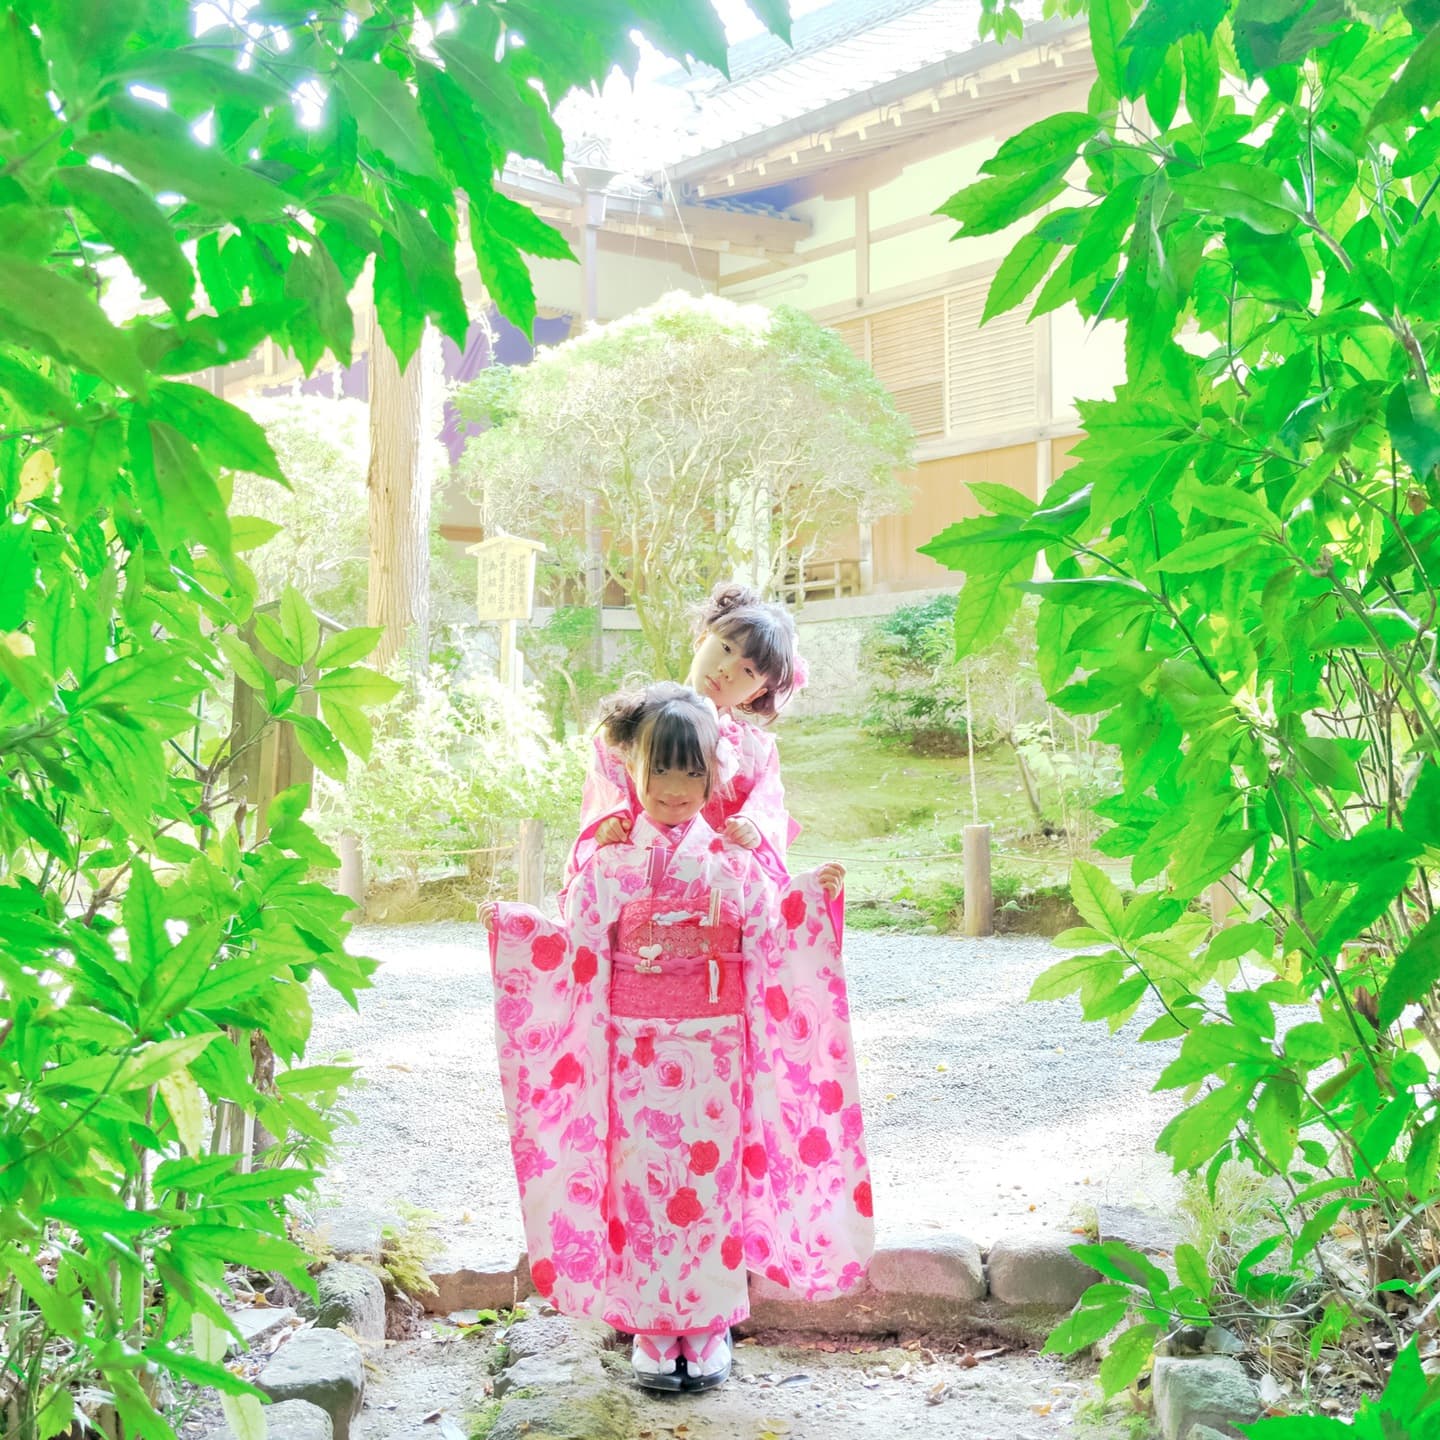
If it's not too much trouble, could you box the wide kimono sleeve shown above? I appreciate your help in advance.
[729,723,800,885]
[737,865,873,1299]
[488,866,614,1316]
[559,735,635,915]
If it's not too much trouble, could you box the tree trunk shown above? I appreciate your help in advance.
[366,310,432,672]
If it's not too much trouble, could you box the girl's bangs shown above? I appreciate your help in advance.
[647,705,712,776]
[711,611,793,691]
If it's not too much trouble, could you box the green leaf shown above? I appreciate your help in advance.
[149,383,285,482]
[230,516,283,553]
[171,1223,312,1282]
[982,112,1100,177]
[1157,1078,1255,1171]
[1099,1322,1158,1395]
[1091,0,1135,99]
[253,611,300,668]
[484,189,576,262]
[1294,736,1362,793]
[951,559,1030,659]
[1171,163,1304,234]
[289,714,347,781]
[1368,25,1440,132]
[1121,0,1227,93]
[335,58,441,181]
[316,626,384,668]
[936,167,1070,239]
[1173,1242,1212,1299]
[1029,950,1127,1007]
[1405,760,1440,846]
[285,242,354,370]
[42,1196,159,1240]
[470,203,537,340]
[312,666,402,708]
[435,11,563,174]
[1152,528,1262,573]
[118,1033,218,1092]
[982,230,1060,324]
[279,585,321,665]
[0,260,144,392]
[1253,1076,1301,1172]
[138,923,221,1032]
[79,95,285,220]
[123,862,167,976]
[1042,1291,1128,1355]
[62,165,195,314]
[321,699,374,761]
[1378,915,1440,1028]
[1070,861,1127,939]
[1387,381,1440,481]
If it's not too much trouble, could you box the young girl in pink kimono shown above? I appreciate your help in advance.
[481,683,873,1393]
[562,585,804,902]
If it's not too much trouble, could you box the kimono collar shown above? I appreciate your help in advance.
[630,811,717,856]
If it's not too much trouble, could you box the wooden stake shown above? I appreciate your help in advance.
[517,818,545,907]
[963,823,993,937]
[338,830,364,920]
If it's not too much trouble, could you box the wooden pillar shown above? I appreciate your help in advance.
[964,823,993,937]
[517,819,545,907]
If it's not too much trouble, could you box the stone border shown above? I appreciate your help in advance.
[421,1230,1103,1336]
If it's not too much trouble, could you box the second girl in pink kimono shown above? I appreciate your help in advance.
[562,584,805,904]
[482,683,872,1393]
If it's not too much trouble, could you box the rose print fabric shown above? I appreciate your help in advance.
[561,714,800,909]
[490,813,871,1335]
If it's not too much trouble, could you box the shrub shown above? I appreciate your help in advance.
[315,669,587,890]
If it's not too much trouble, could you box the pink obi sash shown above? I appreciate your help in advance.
[610,948,745,1019]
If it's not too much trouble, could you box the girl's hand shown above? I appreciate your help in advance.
[478,902,498,932]
[596,815,632,846]
[816,862,845,899]
[723,817,761,849]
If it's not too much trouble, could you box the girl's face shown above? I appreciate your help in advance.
[687,630,768,713]
[636,762,709,827]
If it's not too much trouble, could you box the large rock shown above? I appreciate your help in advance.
[306,1262,386,1344]
[425,1249,529,1315]
[742,1232,988,1335]
[206,1400,332,1440]
[493,1315,608,1397]
[1152,1356,1261,1440]
[487,1388,633,1440]
[487,1315,633,1440]
[257,1329,365,1440]
[863,1233,988,1329]
[987,1234,1102,1309]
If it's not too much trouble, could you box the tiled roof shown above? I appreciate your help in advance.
[650,0,1047,168]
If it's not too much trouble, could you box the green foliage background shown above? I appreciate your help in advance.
[938,0,1440,1422]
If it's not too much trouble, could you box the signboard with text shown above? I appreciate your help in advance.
[467,533,544,622]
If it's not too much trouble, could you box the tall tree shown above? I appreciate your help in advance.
[366,314,432,671]
[0,3,791,1436]
[457,292,914,675]
[935,0,1440,1419]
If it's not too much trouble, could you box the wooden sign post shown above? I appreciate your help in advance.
[467,532,545,689]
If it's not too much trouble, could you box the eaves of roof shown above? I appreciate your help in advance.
[657,13,1087,188]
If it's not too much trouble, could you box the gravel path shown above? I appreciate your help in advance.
[358,1324,1120,1440]
[307,923,1183,1270]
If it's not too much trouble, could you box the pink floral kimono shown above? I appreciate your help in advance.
[489,813,872,1337]
[561,714,800,905]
